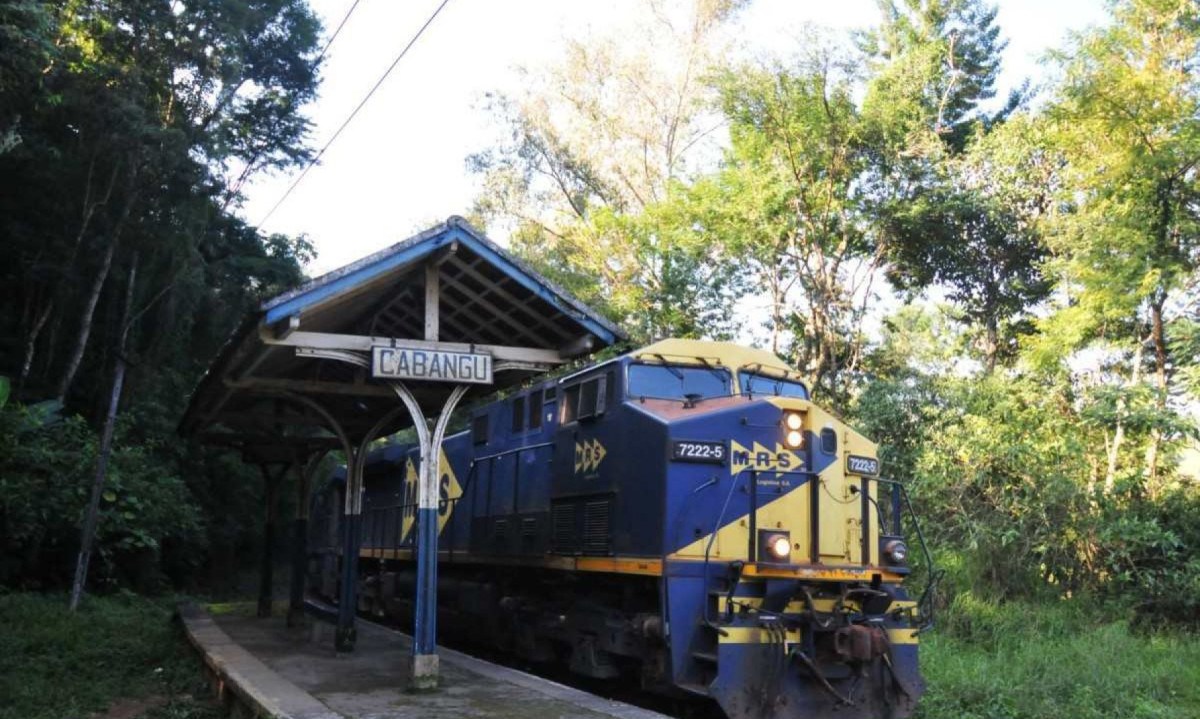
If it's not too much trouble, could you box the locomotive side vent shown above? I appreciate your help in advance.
[553,503,576,553]
[521,517,538,539]
[492,517,509,546]
[582,499,612,555]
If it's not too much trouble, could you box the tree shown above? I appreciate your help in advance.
[469,0,746,339]
[697,48,877,403]
[0,1,320,595]
[882,116,1054,371]
[1038,0,1200,488]
[0,0,321,407]
[859,0,1005,154]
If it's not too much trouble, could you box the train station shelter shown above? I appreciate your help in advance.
[180,216,624,688]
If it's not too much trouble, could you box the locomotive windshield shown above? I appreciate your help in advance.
[627,363,731,400]
[738,371,809,399]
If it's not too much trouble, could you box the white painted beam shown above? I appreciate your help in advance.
[257,326,567,365]
[424,263,439,342]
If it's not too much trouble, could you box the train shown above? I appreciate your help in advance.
[306,338,934,719]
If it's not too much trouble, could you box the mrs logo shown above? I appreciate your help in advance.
[398,448,461,541]
[730,440,803,476]
[574,438,608,474]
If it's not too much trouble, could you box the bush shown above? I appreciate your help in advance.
[853,370,1200,629]
[0,404,204,591]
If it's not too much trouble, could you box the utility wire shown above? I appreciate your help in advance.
[222,0,362,210]
[315,0,364,67]
[257,0,453,229]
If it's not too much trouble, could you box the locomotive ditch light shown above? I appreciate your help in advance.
[760,531,792,562]
[884,539,909,565]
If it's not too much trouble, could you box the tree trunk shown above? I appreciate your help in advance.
[1105,333,1145,494]
[55,194,134,404]
[17,301,52,396]
[983,314,999,374]
[1144,294,1168,494]
[69,253,137,611]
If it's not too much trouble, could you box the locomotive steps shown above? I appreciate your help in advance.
[178,601,669,719]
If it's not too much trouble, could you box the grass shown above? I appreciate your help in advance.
[915,593,1200,719]
[0,592,220,719]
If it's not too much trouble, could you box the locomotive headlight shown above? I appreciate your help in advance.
[760,531,792,562]
[783,412,804,449]
[885,540,909,565]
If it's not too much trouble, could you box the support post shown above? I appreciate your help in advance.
[336,445,363,651]
[274,391,357,651]
[407,383,469,691]
[257,463,287,618]
[287,453,321,628]
[335,404,409,651]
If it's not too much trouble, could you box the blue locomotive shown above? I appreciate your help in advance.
[308,338,933,719]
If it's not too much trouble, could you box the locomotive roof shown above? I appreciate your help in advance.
[631,339,805,380]
[180,216,626,450]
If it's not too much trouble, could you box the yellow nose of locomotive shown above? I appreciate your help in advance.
[758,396,885,571]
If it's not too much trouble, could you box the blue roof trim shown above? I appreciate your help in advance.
[261,217,622,344]
[442,227,619,344]
[263,236,448,325]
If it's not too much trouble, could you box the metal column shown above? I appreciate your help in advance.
[388,381,469,690]
[287,453,322,628]
[257,463,288,618]
[274,391,359,651]
[337,428,389,651]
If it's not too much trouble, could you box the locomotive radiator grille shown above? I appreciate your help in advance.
[583,499,612,555]
[552,503,576,552]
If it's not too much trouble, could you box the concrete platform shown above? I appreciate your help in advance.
[181,603,669,719]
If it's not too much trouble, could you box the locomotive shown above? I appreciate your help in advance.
[307,338,932,719]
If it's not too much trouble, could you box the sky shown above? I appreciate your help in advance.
[239,0,1112,276]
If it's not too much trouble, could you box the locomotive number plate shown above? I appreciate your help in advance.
[846,454,880,476]
[672,440,727,464]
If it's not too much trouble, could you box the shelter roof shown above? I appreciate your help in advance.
[180,216,625,446]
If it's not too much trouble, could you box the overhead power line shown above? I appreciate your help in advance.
[315,0,364,67]
[257,0,453,229]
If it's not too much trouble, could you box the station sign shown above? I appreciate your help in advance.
[371,345,493,385]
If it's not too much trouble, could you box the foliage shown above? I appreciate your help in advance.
[0,592,220,719]
[0,0,319,595]
[0,403,203,590]
[916,595,1200,719]
[468,0,746,340]
[700,47,877,405]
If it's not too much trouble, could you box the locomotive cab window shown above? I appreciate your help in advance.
[472,413,489,445]
[511,395,526,433]
[628,363,730,401]
[561,374,608,424]
[738,371,809,399]
[528,390,544,430]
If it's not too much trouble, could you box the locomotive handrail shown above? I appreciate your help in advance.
[700,467,752,634]
[471,441,554,464]
[700,467,810,632]
[866,477,940,633]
